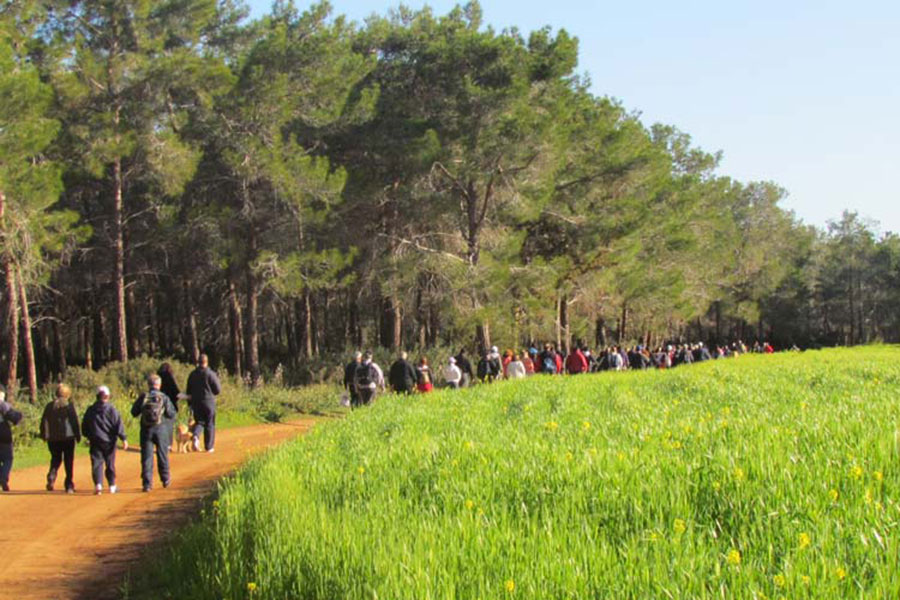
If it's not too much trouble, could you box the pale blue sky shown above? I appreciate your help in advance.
[247,0,900,234]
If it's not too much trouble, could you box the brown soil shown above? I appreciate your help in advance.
[0,419,316,600]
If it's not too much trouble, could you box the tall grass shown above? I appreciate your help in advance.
[142,347,900,598]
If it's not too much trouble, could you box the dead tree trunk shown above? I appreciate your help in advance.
[17,272,37,403]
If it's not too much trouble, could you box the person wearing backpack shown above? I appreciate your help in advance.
[354,351,379,407]
[131,374,176,492]
[81,386,128,495]
[539,344,558,375]
[40,383,81,493]
[0,385,24,492]
[186,354,221,453]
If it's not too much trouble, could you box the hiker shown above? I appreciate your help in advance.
[131,374,176,492]
[507,353,527,379]
[81,386,128,495]
[538,344,558,375]
[416,357,434,393]
[0,385,23,492]
[158,362,181,452]
[343,352,363,407]
[40,383,81,493]
[186,354,221,453]
[565,346,589,375]
[388,352,417,394]
[443,357,462,389]
[454,349,474,388]
[477,352,499,383]
[354,351,379,406]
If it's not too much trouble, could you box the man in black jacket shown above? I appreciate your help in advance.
[0,385,23,492]
[388,352,417,394]
[131,374,176,492]
[186,354,222,453]
[454,349,474,388]
[82,386,128,495]
[343,352,362,407]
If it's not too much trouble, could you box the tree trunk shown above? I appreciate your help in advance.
[93,305,107,368]
[476,321,491,355]
[619,300,628,344]
[300,290,313,357]
[147,294,157,356]
[182,281,200,364]
[53,320,67,379]
[559,294,570,353]
[244,227,261,386]
[84,317,93,371]
[17,272,37,403]
[112,156,128,363]
[2,258,18,397]
[127,284,140,358]
[714,301,722,344]
[228,276,243,378]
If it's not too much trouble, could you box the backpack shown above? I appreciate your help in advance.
[477,359,490,379]
[542,355,557,374]
[141,392,166,428]
[355,363,376,390]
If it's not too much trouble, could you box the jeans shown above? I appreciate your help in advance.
[89,442,117,486]
[192,408,216,451]
[140,427,170,488]
[0,443,12,487]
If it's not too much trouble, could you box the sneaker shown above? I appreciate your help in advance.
[2,484,9,492]
[206,448,215,454]
[162,479,171,489]
[192,437,200,452]
[66,487,75,495]
[142,485,151,493]
[109,485,118,494]
[46,483,54,492]
[95,484,103,496]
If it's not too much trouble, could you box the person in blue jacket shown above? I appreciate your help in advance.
[131,374,176,492]
[81,386,128,495]
[0,385,24,492]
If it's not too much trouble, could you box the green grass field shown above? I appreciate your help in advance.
[140,347,900,599]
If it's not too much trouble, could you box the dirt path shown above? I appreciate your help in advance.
[0,419,316,600]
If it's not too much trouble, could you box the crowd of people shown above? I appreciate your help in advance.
[0,354,221,494]
[343,340,777,407]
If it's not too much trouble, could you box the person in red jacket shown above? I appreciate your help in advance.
[565,347,589,374]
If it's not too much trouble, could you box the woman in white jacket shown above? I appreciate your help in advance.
[506,353,527,379]
[443,357,462,389]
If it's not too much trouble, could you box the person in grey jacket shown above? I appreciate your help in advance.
[40,383,81,493]
[0,385,24,492]
[186,354,221,453]
[131,374,176,492]
[81,386,128,495]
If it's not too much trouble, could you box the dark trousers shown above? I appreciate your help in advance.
[89,442,117,486]
[192,407,216,450]
[358,387,376,406]
[47,439,76,490]
[0,443,12,487]
[140,428,170,487]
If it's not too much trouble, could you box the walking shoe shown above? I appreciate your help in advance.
[142,485,151,492]
[192,437,200,452]
[1,484,9,492]
[46,483,54,492]
[109,485,118,494]
[206,448,215,454]
[95,484,103,496]
[162,479,171,489]
[66,487,75,494]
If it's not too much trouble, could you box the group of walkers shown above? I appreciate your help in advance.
[342,340,776,406]
[0,354,221,495]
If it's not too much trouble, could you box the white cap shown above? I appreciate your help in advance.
[490,346,498,353]
[97,385,111,397]
[448,357,456,364]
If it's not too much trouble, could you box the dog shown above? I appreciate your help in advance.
[176,421,196,453]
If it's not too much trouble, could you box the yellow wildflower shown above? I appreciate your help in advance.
[465,499,474,510]
[726,549,741,566]
[865,488,874,504]
[798,532,811,549]
[673,519,686,535]
[582,421,591,430]
[247,582,258,593]
[505,579,515,593]
[801,575,810,586]
[357,466,365,475]
[828,489,839,502]
[835,567,847,581]
[545,421,558,431]
[712,481,721,491]
[565,452,574,461]
[464,441,474,450]
[773,574,786,588]
[874,471,883,482]
[733,467,745,482]
[851,465,863,480]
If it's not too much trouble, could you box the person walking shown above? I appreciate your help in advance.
[565,346,589,375]
[131,374,176,492]
[354,351,379,406]
[506,353,527,379]
[158,363,181,452]
[186,354,221,453]
[343,352,363,407]
[40,383,81,493]
[454,349,473,388]
[81,386,128,495]
[416,357,434,393]
[0,385,23,492]
[443,357,462,389]
[388,352,417,394]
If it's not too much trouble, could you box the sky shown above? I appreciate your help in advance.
[246,0,900,234]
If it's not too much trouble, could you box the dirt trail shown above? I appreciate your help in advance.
[0,419,316,600]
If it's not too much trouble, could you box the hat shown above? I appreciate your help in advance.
[97,385,111,397]
[448,357,456,364]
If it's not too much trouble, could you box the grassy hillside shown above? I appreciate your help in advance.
[137,347,900,599]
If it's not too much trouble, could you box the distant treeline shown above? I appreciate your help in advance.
[2,1,898,399]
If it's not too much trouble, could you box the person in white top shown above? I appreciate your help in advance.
[443,357,462,389]
[506,353,526,379]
